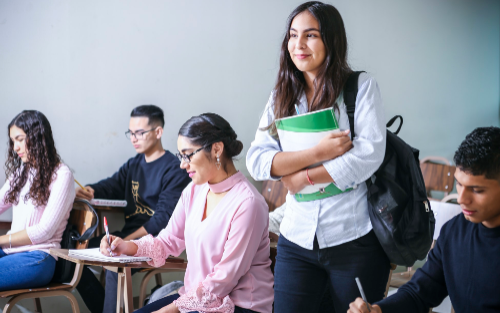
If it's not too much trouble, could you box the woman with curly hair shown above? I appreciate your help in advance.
[0,110,75,291]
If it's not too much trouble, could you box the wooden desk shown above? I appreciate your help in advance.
[50,248,187,313]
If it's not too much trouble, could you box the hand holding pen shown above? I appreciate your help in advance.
[99,217,139,257]
[74,179,95,200]
[347,277,382,313]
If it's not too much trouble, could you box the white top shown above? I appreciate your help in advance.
[246,72,386,250]
[0,164,75,256]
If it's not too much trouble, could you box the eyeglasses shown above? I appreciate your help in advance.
[125,128,155,140]
[176,146,206,164]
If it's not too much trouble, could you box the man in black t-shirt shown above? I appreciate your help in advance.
[75,105,190,313]
[348,127,500,313]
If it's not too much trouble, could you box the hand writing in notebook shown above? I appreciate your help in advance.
[100,234,139,257]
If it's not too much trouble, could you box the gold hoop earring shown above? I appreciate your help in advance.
[216,154,221,170]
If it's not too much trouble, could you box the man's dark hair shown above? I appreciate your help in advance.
[130,105,165,127]
[454,126,500,180]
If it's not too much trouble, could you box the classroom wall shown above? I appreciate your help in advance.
[0,0,499,210]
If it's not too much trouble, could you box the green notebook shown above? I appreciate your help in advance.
[275,107,351,202]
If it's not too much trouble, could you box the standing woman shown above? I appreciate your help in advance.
[101,113,274,313]
[0,110,75,290]
[246,2,390,312]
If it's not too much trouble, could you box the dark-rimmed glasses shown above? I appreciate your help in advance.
[125,128,155,140]
[176,146,206,164]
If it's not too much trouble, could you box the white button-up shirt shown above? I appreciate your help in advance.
[246,73,386,250]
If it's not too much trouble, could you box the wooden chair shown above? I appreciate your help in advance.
[0,221,12,230]
[261,180,287,212]
[0,199,96,313]
[420,157,456,201]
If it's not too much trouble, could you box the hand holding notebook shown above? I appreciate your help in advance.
[276,107,352,201]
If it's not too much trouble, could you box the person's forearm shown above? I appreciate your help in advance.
[307,165,335,184]
[123,226,148,241]
[271,148,321,177]
[0,229,33,248]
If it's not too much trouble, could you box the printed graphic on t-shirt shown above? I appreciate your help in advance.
[126,181,155,218]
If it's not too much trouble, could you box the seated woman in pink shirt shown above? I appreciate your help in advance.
[100,113,274,313]
[0,110,75,291]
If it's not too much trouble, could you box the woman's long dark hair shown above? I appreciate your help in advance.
[4,110,62,206]
[270,1,352,131]
[178,113,243,174]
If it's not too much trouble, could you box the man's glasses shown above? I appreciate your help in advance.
[176,146,206,164]
[125,128,155,140]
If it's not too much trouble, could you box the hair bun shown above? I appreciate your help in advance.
[227,140,243,158]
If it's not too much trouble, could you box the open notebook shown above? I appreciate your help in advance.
[68,248,151,263]
[90,199,127,207]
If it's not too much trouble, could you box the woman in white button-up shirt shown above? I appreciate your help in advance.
[246,2,391,312]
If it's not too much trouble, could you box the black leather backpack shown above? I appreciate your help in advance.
[344,71,435,267]
[51,199,99,283]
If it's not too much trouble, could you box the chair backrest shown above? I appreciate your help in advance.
[420,157,456,196]
[70,200,96,249]
[261,180,287,212]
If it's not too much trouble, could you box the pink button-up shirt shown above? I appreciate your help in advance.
[133,171,274,313]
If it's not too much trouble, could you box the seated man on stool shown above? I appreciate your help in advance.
[75,105,190,313]
[348,126,500,313]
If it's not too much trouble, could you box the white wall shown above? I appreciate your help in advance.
[0,0,498,205]
[0,1,498,312]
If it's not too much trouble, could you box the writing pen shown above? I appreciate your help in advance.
[104,216,112,257]
[355,277,371,312]
[295,104,301,115]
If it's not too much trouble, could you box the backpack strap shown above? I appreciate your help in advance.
[72,199,99,242]
[343,71,365,139]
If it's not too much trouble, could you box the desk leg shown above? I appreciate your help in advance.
[123,268,134,313]
[116,270,125,313]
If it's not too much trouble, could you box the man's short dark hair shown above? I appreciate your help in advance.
[454,126,500,180]
[131,105,165,128]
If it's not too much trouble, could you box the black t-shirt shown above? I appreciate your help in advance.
[89,151,190,236]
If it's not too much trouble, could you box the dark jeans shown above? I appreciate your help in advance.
[134,293,259,313]
[274,231,390,313]
[0,249,56,291]
[76,231,129,313]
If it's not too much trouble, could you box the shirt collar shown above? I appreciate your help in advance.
[208,171,244,194]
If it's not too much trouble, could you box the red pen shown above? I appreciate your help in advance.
[104,216,112,254]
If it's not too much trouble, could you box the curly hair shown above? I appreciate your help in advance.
[4,110,62,206]
[454,126,500,180]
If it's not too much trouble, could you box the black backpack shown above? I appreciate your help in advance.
[51,199,99,283]
[344,71,435,267]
